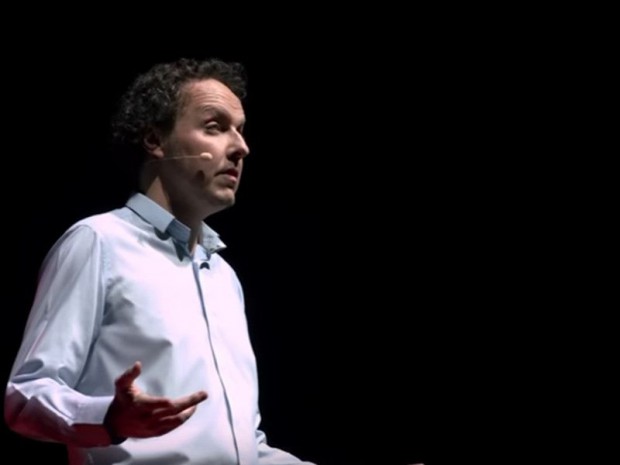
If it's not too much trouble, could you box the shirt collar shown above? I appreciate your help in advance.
[125,193,226,256]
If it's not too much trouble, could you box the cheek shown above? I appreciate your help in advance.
[194,167,216,186]
[185,160,214,185]
[204,163,229,188]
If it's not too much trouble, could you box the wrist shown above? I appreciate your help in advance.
[103,401,126,445]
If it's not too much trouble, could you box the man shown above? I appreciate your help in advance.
[5,57,315,465]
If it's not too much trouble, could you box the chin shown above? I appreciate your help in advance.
[219,191,237,205]
[207,194,236,212]
[202,184,237,208]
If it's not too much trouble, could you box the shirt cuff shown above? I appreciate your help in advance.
[73,395,121,447]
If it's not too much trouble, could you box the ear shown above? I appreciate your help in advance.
[143,129,165,159]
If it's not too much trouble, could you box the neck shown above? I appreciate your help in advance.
[142,177,205,252]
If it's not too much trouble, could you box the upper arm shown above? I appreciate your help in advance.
[12,224,107,385]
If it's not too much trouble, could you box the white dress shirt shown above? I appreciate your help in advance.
[5,193,313,465]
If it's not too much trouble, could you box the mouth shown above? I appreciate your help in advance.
[218,168,239,180]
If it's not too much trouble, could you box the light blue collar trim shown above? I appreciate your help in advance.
[126,193,226,255]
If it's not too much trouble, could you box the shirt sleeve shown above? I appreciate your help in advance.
[255,411,317,465]
[4,224,114,447]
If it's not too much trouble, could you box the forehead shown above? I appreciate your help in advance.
[179,79,245,118]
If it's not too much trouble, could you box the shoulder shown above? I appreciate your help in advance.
[45,209,130,261]
[60,207,147,248]
[71,209,129,236]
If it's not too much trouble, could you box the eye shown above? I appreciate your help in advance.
[204,122,222,133]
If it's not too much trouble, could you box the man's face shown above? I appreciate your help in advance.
[157,78,249,217]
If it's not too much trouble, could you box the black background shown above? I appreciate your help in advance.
[1,42,327,463]
[0,31,450,465]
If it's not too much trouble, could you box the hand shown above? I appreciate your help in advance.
[104,362,208,440]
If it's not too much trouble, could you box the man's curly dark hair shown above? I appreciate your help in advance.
[111,58,246,150]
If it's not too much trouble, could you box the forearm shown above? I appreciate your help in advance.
[5,377,114,447]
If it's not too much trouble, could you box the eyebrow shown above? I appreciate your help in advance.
[198,104,225,115]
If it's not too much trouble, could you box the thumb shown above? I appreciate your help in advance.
[115,361,142,390]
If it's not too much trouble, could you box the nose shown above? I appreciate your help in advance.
[228,129,250,163]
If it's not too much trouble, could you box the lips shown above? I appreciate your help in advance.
[219,168,239,179]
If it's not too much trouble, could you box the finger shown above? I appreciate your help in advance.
[115,361,142,390]
[174,390,208,409]
[153,405,198,436]
[151,391,207,419]
[134,397,175,412]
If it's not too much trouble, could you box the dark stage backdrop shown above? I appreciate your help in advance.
[1,42,438,465]
[1,46,326,464]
